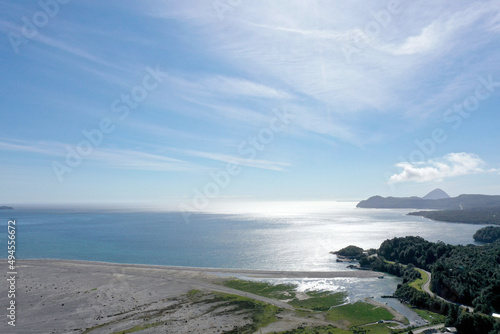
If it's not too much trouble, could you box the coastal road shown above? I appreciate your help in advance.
[421,269,435,298]
[180,278,296,311]
[412,323,445,333]
[420,268,474,313]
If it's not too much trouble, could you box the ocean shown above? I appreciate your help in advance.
[1,200,487,318]
[0,201,486,270]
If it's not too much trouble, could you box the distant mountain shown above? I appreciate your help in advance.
[0,206,13,210]
[422,188,450,200]
[356,194,500,210]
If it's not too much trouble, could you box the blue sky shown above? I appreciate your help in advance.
[1,0,500,207]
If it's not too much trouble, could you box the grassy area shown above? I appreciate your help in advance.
[223,279,347,311]
[85,290,278,334]
[289,291,347,311]
[409,268,428,292]
[111,322,163,334]
[360,323,397,334]
[277,325,351,334]
[326,301,395,327]
[413,308,446,324]
[186,289,202,295]
[213,292,280,332]
[223,279,297,300]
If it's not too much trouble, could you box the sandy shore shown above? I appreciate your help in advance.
[1,260,383,334]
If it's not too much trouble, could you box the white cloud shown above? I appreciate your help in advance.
[90,149,201,172]
[200,75,293,99]
[177,150,290,171]
[165,73,293,101]
[146,0,500,142]
[388,1,498,56]
[389,152,497,183]
[390,22,441,56]
[0,138,201,173]
[0,137,290,173]
[0,138,65,157]
[173,149,291,171]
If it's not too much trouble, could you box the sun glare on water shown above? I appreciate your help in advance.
[199,200,356,216]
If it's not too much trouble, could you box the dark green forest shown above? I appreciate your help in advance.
[333,245,364,259]
[359,236,500,334]
[408,207,500,225]
[473,226,500,243]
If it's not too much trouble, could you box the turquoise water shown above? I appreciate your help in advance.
[0,201,487,271]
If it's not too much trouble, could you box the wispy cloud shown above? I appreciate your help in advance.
[164,73,293,101]
[90,149,201,172]
[0,138,64,157]
[387,1,498,56]
[173,148,291,171]
[389,152,498,183]
[0,138,202,173]
[148,0,500,138]
[200,75,293,99]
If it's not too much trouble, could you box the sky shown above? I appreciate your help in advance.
[1,0,500,208]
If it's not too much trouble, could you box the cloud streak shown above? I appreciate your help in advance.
[150,0,500,137]
[0,138,201,173]
[172,148,291,171]
[389,152,498,183]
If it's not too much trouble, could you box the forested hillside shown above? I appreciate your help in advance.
[473,226,500,243]
[359,236,500,333]
[376,236,500,314]
[409,207,500,225]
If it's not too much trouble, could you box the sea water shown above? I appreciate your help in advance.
[0,201,486,270]
[1,201,486,320]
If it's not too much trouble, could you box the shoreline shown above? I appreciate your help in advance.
[16,258,384,278]
[1,259,383,333]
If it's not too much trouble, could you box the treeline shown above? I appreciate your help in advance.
[394,284,499,334]
[359,256,420,283]
[359,236,500,334]
[375,236,500,313]
[408,207,500,225]
[473,226,500,243]
[378,236,450,271]
[334,245,364,258]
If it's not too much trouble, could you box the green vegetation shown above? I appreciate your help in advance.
[334,245,365,259]
[186,289,202,295]
[409,207,500,225]
[326,301,394,327]
[359,236,500,333]
[83,290,279,334]
[375,236,500,314]
[111,322,163,334]
[223,279,296,300]
[454,311,500,334]
[359,258,420,285]
[473,225,500,243]
[357,194,500,210]
[223,279,347,311]
[408,268,428,292]
[360,323,397,334]
[413,308,446,324]
[277,325,351,334]
[289,291,347,311]
[213,292,279,332]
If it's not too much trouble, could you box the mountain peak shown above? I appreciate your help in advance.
[422,188,450,200]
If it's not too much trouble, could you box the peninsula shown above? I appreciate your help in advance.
[358,189,500,225]
[357,189,500,210]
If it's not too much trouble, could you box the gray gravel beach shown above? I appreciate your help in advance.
[1,260,383,333]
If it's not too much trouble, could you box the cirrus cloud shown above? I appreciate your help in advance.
[389,152,498,183]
